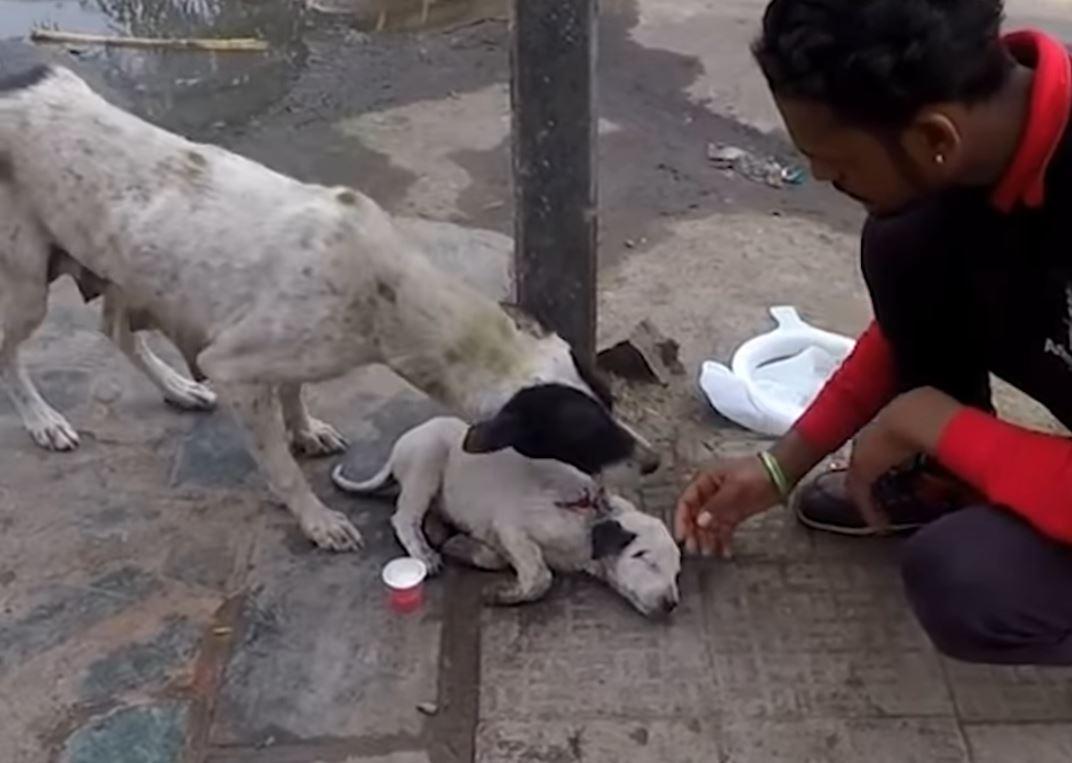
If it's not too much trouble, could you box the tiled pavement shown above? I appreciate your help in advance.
[3,280,1072,763]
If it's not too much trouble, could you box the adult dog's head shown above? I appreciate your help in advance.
[461,337,660,476]
[588,498,681,618]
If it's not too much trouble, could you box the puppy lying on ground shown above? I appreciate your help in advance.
[332,417,681,617]
[0,65,659,551]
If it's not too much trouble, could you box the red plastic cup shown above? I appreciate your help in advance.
[382,557,428,614]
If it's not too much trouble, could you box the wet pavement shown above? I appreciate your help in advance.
[4,0,1072,761]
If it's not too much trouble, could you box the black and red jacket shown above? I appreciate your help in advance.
[796,30,1072,541]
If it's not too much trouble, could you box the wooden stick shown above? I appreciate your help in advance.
[30,29,268,52]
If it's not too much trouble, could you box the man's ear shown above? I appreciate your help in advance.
[591,519,638,560]
[462,412,521,454]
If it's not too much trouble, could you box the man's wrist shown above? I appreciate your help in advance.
[887,387,964,455]
[770,429,826,487]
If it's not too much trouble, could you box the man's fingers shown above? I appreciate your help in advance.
[673,500,691,542]
[714,521,735,560]
[847,475,889,531]
[676,471,724,543]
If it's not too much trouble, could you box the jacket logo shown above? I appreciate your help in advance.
[1044,284,1072,370]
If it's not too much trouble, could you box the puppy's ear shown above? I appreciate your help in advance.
[462,412,522,454]
[591,519,638,560]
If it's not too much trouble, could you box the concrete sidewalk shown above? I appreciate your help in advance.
[5,281,1072,763]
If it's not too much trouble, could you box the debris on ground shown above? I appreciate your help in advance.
[597,320,686,385]
[30,29,269,52]
[417,701,439,716]
[706,142,806,188]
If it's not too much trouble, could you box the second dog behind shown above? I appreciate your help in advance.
[333,417,681,617]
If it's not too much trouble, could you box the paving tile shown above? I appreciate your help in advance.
[210,511,444,744]
[965,723,1072,763]
[210,394,455,746]
[944,660,1072,722]
[172,414,260,490]
[480,570,713,721]
[0,566,161,677]
[80,616,202,702]
[702,560,932,654]
[709,648,951,719]
[719,718,968,763]
[475,718,722,763]
[701,561,952,719]
[60,701,189,763]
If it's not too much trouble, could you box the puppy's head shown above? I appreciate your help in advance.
[589,502,681,618]
[463,347,660,475]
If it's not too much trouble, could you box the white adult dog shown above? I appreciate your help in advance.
[0,65,658,551]
[333,417,681,617]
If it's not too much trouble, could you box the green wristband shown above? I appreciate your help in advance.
[758,450,792,503]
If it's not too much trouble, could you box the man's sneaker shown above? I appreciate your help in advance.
[791,455,980,536]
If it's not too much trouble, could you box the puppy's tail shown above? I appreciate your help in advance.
[331,459,397,495]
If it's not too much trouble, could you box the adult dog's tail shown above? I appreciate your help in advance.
[331,458,397,495]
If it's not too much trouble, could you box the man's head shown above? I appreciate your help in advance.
[754,0,1013,215]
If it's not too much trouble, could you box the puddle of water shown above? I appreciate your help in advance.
[0,0,311,135]
[0,0,116,38]
[306,0,505,33]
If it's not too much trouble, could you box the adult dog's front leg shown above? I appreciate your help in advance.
[484,527,553,606]
[100,295,216,411]
[280,384,347,457]
[221,383,363,551]
[0,224,78,451]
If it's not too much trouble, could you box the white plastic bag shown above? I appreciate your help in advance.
[699,306,854,437]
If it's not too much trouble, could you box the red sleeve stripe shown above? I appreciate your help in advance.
[794,321,899,454]
[937,408,1072,543]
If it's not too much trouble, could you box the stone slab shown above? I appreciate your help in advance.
[60,701,190,763]
[209,393,453,747]
[944,661,1072,722]
[208,533,443,745]
[966,723,1072,763]
[480,569,714,721]
[475,718,722,763]
[700,560,951,720]
[718,718,969,763]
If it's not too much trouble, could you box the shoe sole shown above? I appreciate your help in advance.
[791,499,925,537]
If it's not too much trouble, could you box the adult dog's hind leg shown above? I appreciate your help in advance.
[280,383,347,457]
[0,221,79,451]
[222,382,363,552]
[99,294,216,411]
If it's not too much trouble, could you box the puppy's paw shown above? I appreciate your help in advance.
[291,418,348,457]
[482,582,531,607]
[417,549,444,576]
[164,380,217,411]
[26,411,80,452]
[302,508,364,552]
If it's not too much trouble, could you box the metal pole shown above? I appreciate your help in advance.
[511,0,598,360]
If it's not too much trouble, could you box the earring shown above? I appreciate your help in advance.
[935,154,946,165]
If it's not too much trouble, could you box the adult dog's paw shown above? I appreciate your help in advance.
[26,410,80,451]
[164,379,217,411]
[302,508,364,552]
[291,418,348,457]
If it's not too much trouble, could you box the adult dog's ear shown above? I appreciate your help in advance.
[499,302,551,337]
[591,519,638,560]
[462,412,521,454]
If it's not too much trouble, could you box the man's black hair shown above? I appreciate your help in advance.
[753,0,1012,127]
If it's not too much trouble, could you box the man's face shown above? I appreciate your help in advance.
[775,96,941,217]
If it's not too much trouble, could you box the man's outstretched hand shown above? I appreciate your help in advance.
[674,456,780,558]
